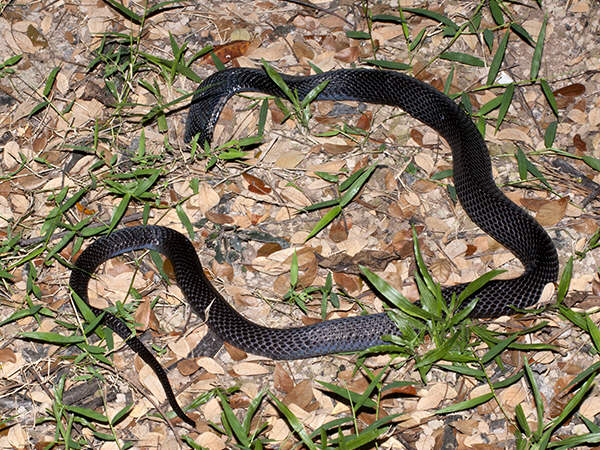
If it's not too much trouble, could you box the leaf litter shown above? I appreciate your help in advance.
[0,0,599,448]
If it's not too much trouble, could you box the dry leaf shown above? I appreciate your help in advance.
[134,298,160,332]
[224,341,248,360]
[138,364,166,402]
[205,211,235,224]
[177,359,200,377]
[201,40,251,65]
[232,362,270,376]
[282,379,314,409]
[211,260,234,282]
[535,197,568,226]
[196,356,225,374]
[195,432,227,449]
[196,183,220,215]
[274,150,304,169]
[274,363,294,393]
[334,45,359,63]
[0,348,17,363]
[243,172,272,194]
[355,111,372,131]
[328,216,349,242]
[333,272,362,294]
[553,83,585,97]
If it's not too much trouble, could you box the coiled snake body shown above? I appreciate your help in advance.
[70,68,559,426]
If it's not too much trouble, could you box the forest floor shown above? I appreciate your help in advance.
[0,0,599,448]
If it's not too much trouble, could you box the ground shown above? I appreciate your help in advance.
[0,0,599,449]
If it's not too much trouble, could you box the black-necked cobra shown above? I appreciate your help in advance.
[70,68,559,426]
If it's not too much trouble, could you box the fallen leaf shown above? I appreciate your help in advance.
[201,40,251,65]
[274,363,294,393]
[283,379,314,409]
[535,197,568,226]
[232,362,270,376]
[0,348,16,363]
[243,172,272,194]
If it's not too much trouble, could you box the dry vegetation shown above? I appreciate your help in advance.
[0,0,599,448]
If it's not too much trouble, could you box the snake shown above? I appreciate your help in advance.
[70,68,559,426]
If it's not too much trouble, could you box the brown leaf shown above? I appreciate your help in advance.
[282,379,315,410]
[410,129,424,146]
[243,172,272,195]
[319,249,398,274]
[229,392,250,409]
[256,242,283,258]
[333,272,362,294]
[274,363,295,393]
[177,359,200,377]
[553,83,585,97]
[535,197,568,226]
[465,244,477,257]
[201,40,251,65]
[205,211,235,225]
[224,342,247,361]
[573,134,587,155]
[321,143,353,155]
[292,40,314,61]
[328,216,349,243]
[211,260,234,282]
[134,298,160,332]
[334,45,359,63]
[355,110,372,131]
[0,348,16,363]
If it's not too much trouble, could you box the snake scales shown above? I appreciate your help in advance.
[70,68,559,426]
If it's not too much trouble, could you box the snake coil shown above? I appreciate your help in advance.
[71,68,559,426]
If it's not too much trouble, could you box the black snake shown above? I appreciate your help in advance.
[70,68,559,426]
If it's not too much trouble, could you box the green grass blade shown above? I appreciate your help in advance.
[488,0,504,25]
[268,392,317,450]
[530,15,547,79]
[0,305,45,327]
[585,315,600,354]
[360,266,436,320]
[440,52,484,67]
[262,59,295,103]
[403,7,458,34]
[545,373,595,439]
[43,66,60,97]
[457,269,505,305]
[540,78,559,118]
[300,80,329,108]
[217,390,250,447]
[496,83,514,131]
[583,155,600,171]
[556,255,572,304]
[20,331,84,345]
[514,404,531,437]
[481,334,518,364]
[339,164,376,207]
[510,22,535,46]
[523,357,544,439]
[436,392,494,414]
[305,205,341,241]
[544,121,557,148]
[315,380,378,409]
[103,0,142,23]
[242,389,267,434]
[487,28,509,85]
[176,204,195,240]
[64,405,109,423]
[415,331,459,369]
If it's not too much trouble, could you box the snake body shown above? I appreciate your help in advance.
[71,68,559,426]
